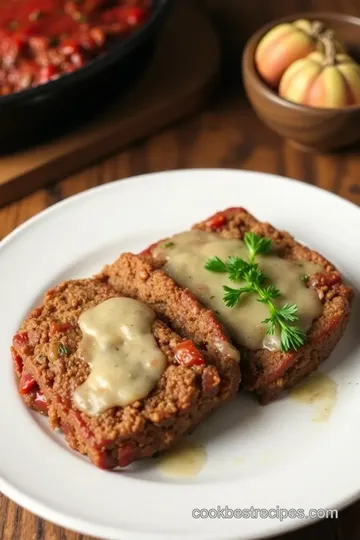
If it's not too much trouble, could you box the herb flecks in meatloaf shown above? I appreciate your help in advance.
[12,277,240,469]
[134,207,353,404]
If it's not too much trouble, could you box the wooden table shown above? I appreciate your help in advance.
[1,0,360,538]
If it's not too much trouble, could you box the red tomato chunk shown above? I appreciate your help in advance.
[19,372,37,394]
[0,0,151,95]
[12,332,29,353]
[174,340,205,367]
[34,390,48,413]
[205,213,226,230]
[50,322,73,335]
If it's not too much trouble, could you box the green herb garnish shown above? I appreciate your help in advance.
[205,232,306,352]
[164,242,175,248]
[300,274,309,283]
[58,343,71,356]
[243,231,272,263]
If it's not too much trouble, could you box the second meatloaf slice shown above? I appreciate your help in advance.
[134,207,353,404]
[13,276,240,469]
[191,207,353,402]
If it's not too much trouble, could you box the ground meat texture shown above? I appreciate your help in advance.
[0,0,150,95]
[139,207,353,404]
[12,278,240,469]
[101,253,241,401]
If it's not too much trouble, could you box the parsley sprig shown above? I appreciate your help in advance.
[204,232,306,352]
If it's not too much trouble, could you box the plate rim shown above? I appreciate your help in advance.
[2,168,360,249]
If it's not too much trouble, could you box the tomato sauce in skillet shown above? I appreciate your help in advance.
[0,0,151,95]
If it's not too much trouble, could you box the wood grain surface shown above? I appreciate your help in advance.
[0,0,219,207]
[1,0,360,539]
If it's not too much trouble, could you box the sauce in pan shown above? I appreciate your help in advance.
[0,0,151,95]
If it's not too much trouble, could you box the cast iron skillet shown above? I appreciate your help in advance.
[0,0,173,153]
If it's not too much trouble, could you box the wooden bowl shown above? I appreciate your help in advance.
[242,13,360,153]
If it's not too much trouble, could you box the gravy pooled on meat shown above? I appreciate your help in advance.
[73,297,166,416]
[154,231,323,351]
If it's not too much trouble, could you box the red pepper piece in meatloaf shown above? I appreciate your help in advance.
[12,278,240,469]
[12,345,48,413]
[138,207,353,404]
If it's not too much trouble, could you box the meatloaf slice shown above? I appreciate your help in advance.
[12,278,240,469]
[139,207,353,404]
[101,253,240,376]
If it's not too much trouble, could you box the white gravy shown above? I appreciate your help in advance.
[153,231,323,351]
[156,442,207,478]
[73,297,166,416]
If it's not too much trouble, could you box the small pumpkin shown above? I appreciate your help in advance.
[279,36,360,108]
[255,19,345,88]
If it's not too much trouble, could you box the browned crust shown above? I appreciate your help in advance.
[13,278,240,468]
[139,206,353,404]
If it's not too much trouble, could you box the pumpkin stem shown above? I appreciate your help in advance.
[309,20,324,38]
[320,31,337,66]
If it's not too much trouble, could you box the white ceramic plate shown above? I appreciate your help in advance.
[0,169,359,540]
